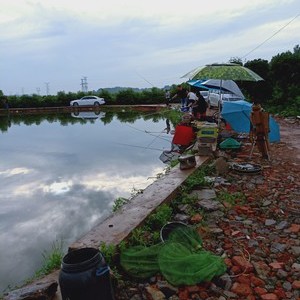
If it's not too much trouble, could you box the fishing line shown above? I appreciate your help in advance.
[146,129,166,148]
[135,71,155,87]
[114,142,168,152]
[124,124,173,143]
[242,12,300,59]
[125,123,156,133]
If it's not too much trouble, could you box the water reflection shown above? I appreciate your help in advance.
[71,111,105,120]
[0,110,174,293]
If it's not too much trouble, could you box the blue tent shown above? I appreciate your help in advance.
[221,100,280,143]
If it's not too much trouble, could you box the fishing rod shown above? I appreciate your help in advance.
[124,124,173,143]
[114,142,169,152]
[146,129,166,148]
[135,71,155,87]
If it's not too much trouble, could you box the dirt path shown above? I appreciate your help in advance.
[115,116,300,300]
[276,117,300,161]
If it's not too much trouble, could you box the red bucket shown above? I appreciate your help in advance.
[172,125,195,146]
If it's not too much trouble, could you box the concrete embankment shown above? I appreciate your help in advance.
[3,153,210,300]
[0,104,166,116]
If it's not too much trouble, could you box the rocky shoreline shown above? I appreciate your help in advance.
[114,117,300,300]
[2,117,299,300]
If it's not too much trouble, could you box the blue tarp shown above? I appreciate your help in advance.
[221,100,280,143]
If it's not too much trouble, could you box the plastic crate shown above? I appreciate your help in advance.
[198,137,217,144]
[197,127,218,139]
[198,143,213,156]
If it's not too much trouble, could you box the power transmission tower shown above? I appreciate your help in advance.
[36,87,41,95]
[45,82,50,95]
[81,77,88,93]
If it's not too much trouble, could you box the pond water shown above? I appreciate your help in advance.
[0,110,174,293]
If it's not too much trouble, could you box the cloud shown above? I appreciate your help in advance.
[0,0,299,94]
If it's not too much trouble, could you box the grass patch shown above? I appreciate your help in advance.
[98,162,215,285]
[112,197,130,212]
[217,191,246,207]
[182,164,214,193]
[34,240,64,278]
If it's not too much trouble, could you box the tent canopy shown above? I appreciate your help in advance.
[187,79,244,99]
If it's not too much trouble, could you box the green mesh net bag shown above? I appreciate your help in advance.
[163,225,203,252]
[120,243,162,278]
[158,241,227,286]
[120,225,227,285]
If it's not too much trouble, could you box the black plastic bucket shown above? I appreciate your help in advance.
[59,247,115,300]
[160,222,188,242]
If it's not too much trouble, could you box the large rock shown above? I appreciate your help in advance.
[3,280,58,300]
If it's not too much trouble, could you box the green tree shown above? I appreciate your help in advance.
[115,89,140,105]
[139,87,164,104]
[229,57,243,65]
[269,45,300,105]
[243,59,272,104]
[98,89,114,104]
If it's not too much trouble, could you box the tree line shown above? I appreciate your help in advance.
[1,45,299,116]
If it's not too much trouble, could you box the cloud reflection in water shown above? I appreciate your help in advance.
[0,113,172,292]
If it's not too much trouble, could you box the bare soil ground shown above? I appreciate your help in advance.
[115,115,300,300]
[4,113,299,300]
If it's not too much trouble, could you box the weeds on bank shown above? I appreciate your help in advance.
[1,240,64,297]
[181,164,215,193]
[100,242,117,266]
[112,197,130,212]
[127,204,173,247]
[145,204,173,231]
[160,108,182,125]
[217,191,246,207]
[107,163,216,283]
[112,188,144,213]
[34,240,64,277]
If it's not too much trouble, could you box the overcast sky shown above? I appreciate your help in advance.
[0,0,299,95]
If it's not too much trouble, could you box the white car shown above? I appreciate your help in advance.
[199,91,209,101]
[207,92,244,108]
[71,111,105,119]
[70,96,105,106]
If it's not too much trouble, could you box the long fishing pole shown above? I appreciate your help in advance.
[135,71,155,87]
[114,142,168,152]
[125,124,173,143]
[146,129,166,148]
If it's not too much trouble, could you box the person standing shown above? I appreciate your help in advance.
[2,96,9,110]
[172,85,188,109]
[193,91,208,120]
[165,89,171,107]
[186,89,198,108]
[250,102,270,159]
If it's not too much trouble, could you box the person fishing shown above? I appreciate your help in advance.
[172,85,188,109]
[164,89,171,107]
[191,91,208,120]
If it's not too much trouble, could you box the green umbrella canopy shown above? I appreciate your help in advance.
[182,63,264,82]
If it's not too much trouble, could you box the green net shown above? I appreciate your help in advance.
[165,225,203,251]
[158,242,227,286]
[120,244,161,278]
[120,225,227,285]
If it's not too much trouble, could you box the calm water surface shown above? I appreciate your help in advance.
[0,110,173,293]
